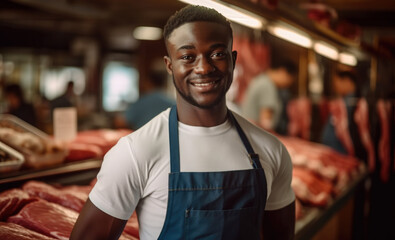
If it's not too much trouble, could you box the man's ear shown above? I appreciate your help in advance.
[232,51,237,70]
[164,56,173,75]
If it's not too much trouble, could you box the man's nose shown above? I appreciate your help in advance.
[194,56,215,75]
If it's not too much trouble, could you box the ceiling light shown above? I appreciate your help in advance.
[267,24,313,48]
[133,26,162,41]
[179,0,265,29]
[339,52,357,66]
[314,41,338,60]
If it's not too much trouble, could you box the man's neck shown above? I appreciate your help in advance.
[176,100,228,127]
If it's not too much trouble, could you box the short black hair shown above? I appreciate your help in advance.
[163,5,233,41]
[271,59,298,75]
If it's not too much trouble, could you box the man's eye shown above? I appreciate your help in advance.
[181,55,194,61]
[212,52,226,59]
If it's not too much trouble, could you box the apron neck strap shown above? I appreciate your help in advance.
[168,106,262,173]
[169,106,181,173]
[228,112,262,169]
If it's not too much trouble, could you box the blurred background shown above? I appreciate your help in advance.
[0,0,394,239]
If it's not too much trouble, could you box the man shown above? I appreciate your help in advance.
[71,5,295,240]
[321,68,363,156]
[242,60,297,132]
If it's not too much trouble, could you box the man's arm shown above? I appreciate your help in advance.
[70,199,127,240]
[262,201,295,240]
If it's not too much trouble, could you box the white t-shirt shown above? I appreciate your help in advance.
[89,108,294,240]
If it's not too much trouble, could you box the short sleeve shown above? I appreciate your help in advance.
[89,137,142,220]
[265,143,295,210]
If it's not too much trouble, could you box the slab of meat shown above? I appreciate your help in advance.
[72,129,132,157]
[292,167,334,207]
[123,211,140,239]
[287,97,311,140]
[377,99,392,182]
[120,232,139,240]
[0,222,56,240]
[65,142,103,162]
[354,98,375,172]
[329,98,355,156]
[61,184,92,203]
[278,135,362,190]
[22,181,85,212]
[0,188,37,221]
[7,200,78,240]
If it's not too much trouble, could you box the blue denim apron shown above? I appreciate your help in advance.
[158,106,267,240]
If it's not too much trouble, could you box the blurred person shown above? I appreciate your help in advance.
[242,60,297,132]
[116,71,175,130]
[50,81,77,113]
[4,83,37,126]
[321,68,365,158]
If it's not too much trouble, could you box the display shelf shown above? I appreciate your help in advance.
[295,170,369,240]
[0,159,102,190]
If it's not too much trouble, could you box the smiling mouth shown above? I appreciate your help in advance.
[191,80,220,87]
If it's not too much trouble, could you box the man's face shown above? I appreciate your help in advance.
[164,21,237,109]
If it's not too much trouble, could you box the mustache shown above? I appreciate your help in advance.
[188,73,223,81]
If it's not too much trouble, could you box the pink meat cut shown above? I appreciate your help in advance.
[377,99,391,182]
[292,167,334,207]
[278,135,362,191]
[0,188,37,221]
[0,222,56,240]
[354,98,375,172]
[329,98,355,156]
[123,211,140,239]
[7,200,78,240]
[22,181,85,212]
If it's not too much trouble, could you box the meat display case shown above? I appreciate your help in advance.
[1,158,368,239]
[295,169,369,239]
[0,159,102,191]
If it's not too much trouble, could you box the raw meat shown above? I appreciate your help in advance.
[0,188,37,221]
[61,185,92,203]
[0,222,56,240]
[22,181,85,212]
[354,98,375,172]
[120,232,139,240]
[7,200,78,240]
[377,99,391,182]
[123,211,140,239]
[65,142,103,162]
[329,98,355,156]
[292,167,334,207]
[72,129,132,157]
[278,135,362,190]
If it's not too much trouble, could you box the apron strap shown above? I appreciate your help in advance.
[229,112,262,169]
[169,106,181,173]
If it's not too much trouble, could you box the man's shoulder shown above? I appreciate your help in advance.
[127,109,170,142]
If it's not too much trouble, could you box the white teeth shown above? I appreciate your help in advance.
[193,81,217,87]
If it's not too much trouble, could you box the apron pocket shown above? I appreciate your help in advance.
[185,207,261,240]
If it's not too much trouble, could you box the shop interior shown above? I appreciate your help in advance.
[0,0,394,239]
